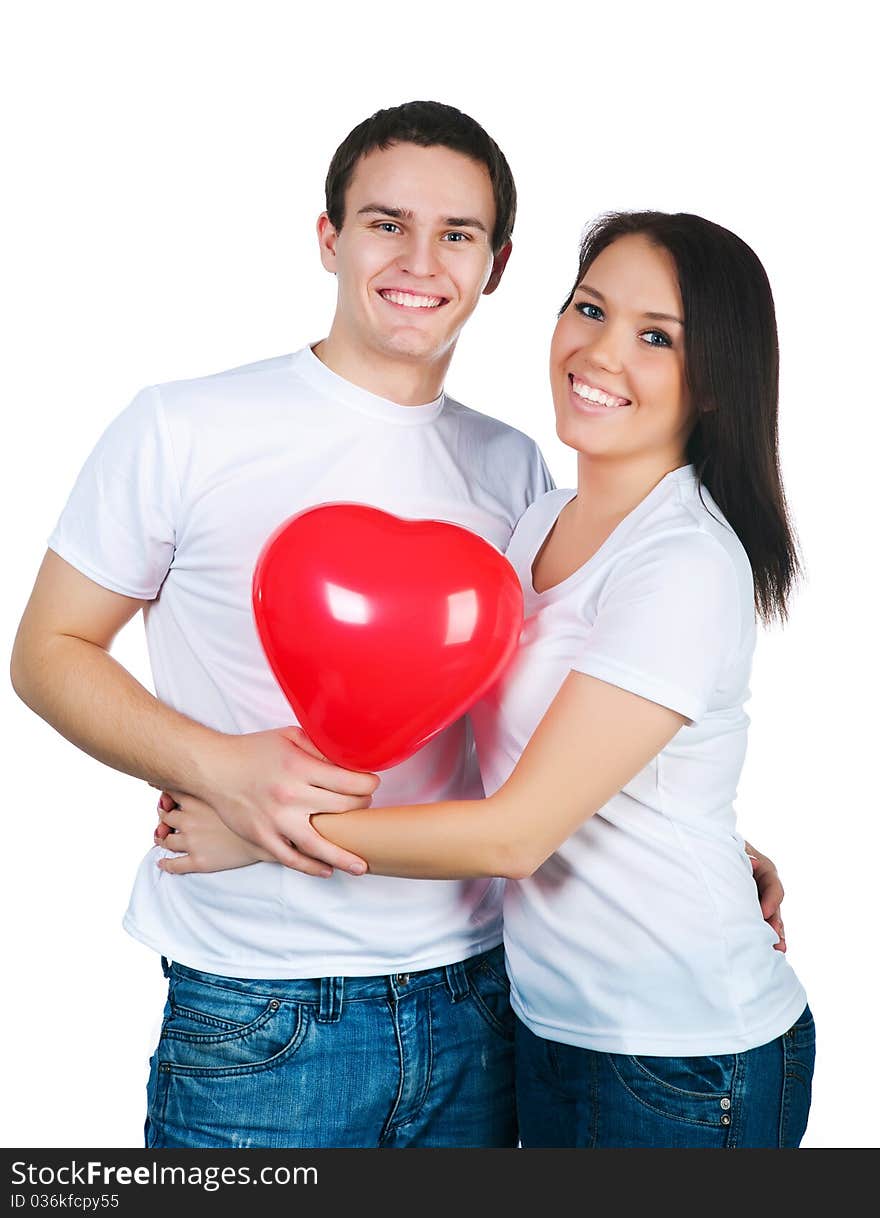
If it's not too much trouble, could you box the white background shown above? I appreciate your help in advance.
[2,0,876,1149]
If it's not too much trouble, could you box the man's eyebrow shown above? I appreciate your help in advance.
[357,204,415,221]
[575,283,683,326]
[442,215,489,234]
[356,204,488,234]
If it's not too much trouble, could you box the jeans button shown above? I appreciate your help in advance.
[396,973,410,986]
[720,1097,731,1110]
[720,1114,731,1126]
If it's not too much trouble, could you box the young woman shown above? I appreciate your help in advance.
[157,212,814,1148]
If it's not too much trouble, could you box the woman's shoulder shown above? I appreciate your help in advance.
[624,468,754,595]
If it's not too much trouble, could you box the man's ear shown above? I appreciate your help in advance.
[483,240,513,296]
[317,212,340,274]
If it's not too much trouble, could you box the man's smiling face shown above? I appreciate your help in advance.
[318,141,509,371]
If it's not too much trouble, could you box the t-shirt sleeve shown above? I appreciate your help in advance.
[571,531,743,723]
[47,385,180,599]
[531,444,556,497]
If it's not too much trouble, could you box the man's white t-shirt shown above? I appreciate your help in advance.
[471,466,807,1055]
[48,345,552,978]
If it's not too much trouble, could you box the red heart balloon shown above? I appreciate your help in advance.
[252,503,523,771]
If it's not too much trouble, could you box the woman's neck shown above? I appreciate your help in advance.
[572,450,690,527]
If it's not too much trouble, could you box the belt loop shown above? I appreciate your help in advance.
[317,976,344,1023]
[444,959,470,1003]
[161,956,172,979]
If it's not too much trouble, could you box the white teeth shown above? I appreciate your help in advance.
[380,290,444,308]
[570,377,628,408]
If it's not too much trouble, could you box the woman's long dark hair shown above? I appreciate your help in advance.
[560,211,801,626]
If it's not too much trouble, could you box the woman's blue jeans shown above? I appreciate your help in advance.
[144,945,516,1148]
[515,1004,816,1148]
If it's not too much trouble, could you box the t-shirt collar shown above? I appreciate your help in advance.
[291,343,446,425]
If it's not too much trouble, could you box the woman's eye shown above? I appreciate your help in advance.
[641,329,672,348]
[575,302,603,320]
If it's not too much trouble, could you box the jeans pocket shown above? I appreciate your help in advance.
[780,1005,815,1147]
[609,1052,737,1128]
[158,975,309,1076]
[164,974,281,1040]
[467,959,516,1043]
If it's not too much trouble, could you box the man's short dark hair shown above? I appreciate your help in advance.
[325,100,516,254]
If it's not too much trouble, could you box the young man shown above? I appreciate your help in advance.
[11,101,784,1149]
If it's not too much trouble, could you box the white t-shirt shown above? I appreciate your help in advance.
[471,467,807,1055]
[48,345,552,978]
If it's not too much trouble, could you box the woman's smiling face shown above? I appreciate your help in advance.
[550,233,695,463]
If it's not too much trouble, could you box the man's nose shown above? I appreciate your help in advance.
[396,232,442,279]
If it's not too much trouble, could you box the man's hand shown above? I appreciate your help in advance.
[185,725,378,876]
[745,841,786,952]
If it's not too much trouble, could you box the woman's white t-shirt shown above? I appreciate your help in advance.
[471,466,807,1055]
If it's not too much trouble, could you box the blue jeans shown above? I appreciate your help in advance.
[515,1004,815,1148]
[144,944,516,1148]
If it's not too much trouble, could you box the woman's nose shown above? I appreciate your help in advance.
[585,327,625,374]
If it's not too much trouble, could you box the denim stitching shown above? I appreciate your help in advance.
[159,1005,308,1079]
[779,1007,814,1148]
[779,1029,794,1147]
[726,1048,744,1149]
[168,1002,246,1032]
[383,989,436,1139]
[780,1035,810,1147]
[590,1048,600,1147]
[474,949,508,989]
[624,1054,736,1099]
[162,999,282,1046]
[380,996,407,1143]
[168,954,505,1004]
[466,965,515,1043]
[146,1055,170,1143]
[608,1055,729,1129]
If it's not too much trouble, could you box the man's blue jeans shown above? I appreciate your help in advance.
[144,944,516,1148]
[515,1004,816,1148]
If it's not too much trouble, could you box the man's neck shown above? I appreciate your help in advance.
[313,331,451,407]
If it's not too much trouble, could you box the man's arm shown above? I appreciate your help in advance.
[11,550,376,875]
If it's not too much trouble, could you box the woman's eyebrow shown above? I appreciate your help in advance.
[576,283,683,326]
[644,311,684,326]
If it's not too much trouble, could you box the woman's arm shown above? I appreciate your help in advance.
[311,671,686,879]
[154,696,787,947]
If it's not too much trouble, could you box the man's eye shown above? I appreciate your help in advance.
[575,302,603,320]
[377,222,401,234]
[641,329,672,347]
[443,232,469,242]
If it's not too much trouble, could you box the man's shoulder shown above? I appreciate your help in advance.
[156,352,295,399]
[442,392,542,453]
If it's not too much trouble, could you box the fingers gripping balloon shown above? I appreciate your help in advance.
[252,504,524,772]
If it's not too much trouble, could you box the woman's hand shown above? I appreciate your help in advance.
[149,725,375,877]
[154,792,274,874]
[744,841,786,952]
